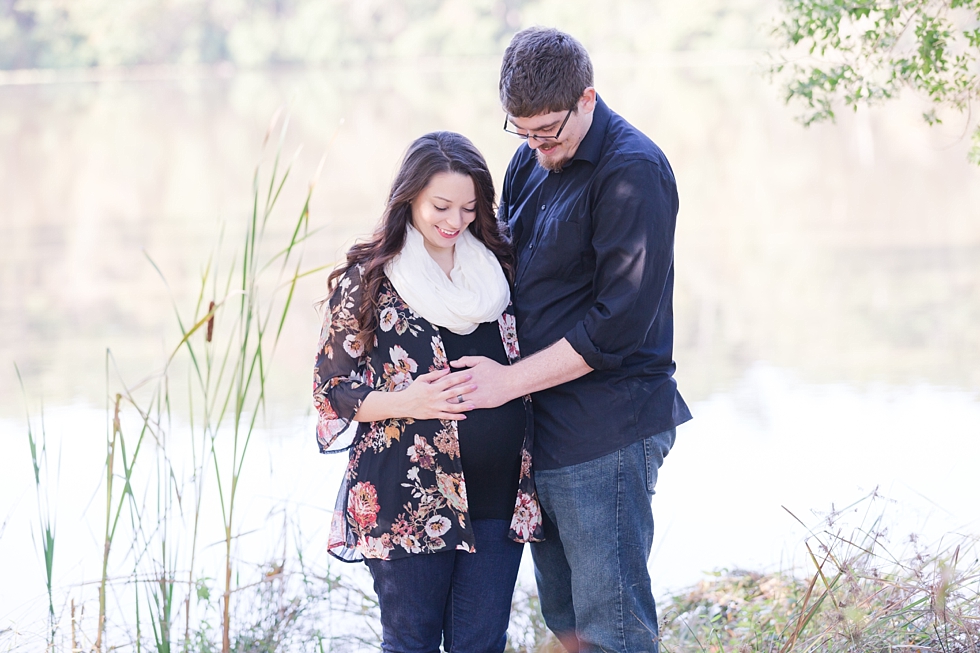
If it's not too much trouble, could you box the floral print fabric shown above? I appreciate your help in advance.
[314,264,544,562]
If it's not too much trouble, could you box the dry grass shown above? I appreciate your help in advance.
[658,506,980,653]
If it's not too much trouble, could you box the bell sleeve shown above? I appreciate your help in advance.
[313,264,374,452]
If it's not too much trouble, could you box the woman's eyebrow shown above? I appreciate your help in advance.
[433,195,476,203]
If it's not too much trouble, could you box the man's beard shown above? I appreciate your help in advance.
[536,148,569,172]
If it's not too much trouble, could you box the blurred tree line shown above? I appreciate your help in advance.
[0,0,769,69]
[0,0,523,68]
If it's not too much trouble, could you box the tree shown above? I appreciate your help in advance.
[770,0,980,164]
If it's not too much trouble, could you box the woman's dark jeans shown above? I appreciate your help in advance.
[364,518,523,653]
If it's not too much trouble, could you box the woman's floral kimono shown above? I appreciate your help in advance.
[314,264,544,562]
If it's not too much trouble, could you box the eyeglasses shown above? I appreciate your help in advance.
[503,109,573,141]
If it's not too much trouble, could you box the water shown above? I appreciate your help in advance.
[2,57,980,642]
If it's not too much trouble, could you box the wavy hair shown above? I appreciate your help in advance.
[327,131,513,353]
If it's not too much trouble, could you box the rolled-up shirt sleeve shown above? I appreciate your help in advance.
[564,158,679,370]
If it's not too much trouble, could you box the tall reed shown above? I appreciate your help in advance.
[83,108,329,652]
[15,364,58,647]
[16,107,375,652]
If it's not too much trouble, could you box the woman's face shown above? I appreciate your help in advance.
[410,171,477,261]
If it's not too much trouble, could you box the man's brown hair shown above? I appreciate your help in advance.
[499,27,594,118]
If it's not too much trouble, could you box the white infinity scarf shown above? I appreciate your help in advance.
[385,224,510,335]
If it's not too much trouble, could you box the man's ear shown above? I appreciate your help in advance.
[580,87,597,114]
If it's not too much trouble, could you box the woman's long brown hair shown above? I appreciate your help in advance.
[326,131,514,353]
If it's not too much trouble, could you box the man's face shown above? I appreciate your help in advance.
[507,89,596,172]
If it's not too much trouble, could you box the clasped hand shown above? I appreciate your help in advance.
[389,355,512,420]
[398,367,477,421]
[450,356,512,410]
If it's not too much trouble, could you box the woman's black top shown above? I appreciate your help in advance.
[440,321,526,521]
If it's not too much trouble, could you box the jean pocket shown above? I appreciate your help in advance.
[642,429,676,495]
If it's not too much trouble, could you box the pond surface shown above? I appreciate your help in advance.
[2,57,979,642]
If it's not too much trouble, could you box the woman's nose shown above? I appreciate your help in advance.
[446,211,464,228]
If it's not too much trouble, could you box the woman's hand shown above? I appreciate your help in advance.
[353,368,477,422]
[398,368,477,420]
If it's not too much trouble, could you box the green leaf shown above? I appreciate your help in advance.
[965,28,980,49]
[770,0,980,165]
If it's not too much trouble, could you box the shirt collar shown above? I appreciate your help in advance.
[569,94,610,166]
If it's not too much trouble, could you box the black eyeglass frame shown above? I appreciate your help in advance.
[503,108,573,141]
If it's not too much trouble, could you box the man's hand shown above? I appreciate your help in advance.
[394,368,478,420]
[452,338,593,409]
[450,356,516,409]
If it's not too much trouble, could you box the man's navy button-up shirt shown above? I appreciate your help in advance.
[500,96,692,470]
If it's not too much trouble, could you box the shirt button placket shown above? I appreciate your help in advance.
[529,204,546,251]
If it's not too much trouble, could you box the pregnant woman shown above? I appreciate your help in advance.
[313,131,543,652]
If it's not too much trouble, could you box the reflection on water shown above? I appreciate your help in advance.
[1,57,979,635]
[2,58,979,415]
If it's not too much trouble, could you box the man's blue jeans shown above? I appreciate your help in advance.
[364,518,523,653]
[531,429,675,653]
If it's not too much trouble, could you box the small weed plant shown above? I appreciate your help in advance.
[657,498,980,653]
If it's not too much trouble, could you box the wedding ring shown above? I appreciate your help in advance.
[456,394,464,404]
